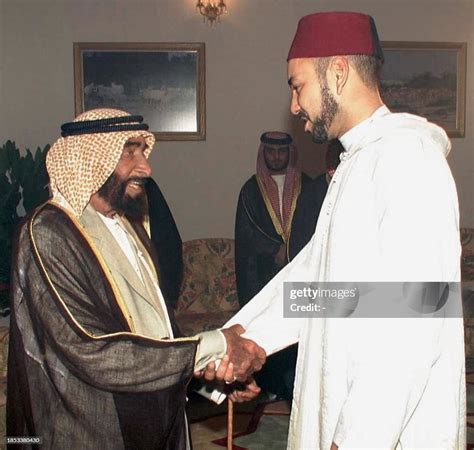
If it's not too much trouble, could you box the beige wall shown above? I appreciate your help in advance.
[1,0,473,240]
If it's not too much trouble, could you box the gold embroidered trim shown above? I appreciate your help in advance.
[50,201,136,332]
[256,175,301,245]
[30,201,198,344]
[256,175,286,242]
[285,177,302,259]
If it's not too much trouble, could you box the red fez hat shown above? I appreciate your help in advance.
[287,11,384,62]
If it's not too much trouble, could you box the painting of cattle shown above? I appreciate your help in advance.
[74,43,205,141]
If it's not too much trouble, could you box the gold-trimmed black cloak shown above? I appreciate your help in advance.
[7,203,198,449]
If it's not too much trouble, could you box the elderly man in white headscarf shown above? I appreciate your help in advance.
[6,108,265,450]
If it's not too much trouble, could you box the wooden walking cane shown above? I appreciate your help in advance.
[227,398,234,450]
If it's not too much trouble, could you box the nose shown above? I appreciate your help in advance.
[290,91,300,116]
[136,152,152,177]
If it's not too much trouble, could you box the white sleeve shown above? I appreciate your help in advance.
[224,233,317,354]
[206,234,317,404]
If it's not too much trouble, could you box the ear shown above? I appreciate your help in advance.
[329,56,349,96]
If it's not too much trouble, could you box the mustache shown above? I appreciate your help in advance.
[297,111,313,124]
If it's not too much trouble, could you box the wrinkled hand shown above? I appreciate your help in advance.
[194,354,234,383]
[274,243,287,267]
[221,324,266,382]
[228,377,261,403]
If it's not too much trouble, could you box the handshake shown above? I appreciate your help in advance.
[195,324,266,386]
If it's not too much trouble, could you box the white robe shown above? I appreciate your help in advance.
[223,106,465,449]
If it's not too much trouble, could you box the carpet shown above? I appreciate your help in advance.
[189,400,290,450]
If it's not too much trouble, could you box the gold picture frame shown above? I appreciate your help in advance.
[74,42,206,141]
[380,41,467,138]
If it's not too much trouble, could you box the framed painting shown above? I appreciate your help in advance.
[74,42,206,141]
[380,41,467,138]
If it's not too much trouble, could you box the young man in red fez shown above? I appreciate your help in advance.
[209,11,465,450]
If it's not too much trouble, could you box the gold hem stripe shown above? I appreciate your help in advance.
[256,175,301,245]
[285,177,302,260]
[30,201,198,345]
[256,176,286,242]
[49,200,136,332]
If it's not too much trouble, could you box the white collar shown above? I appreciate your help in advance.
[339,105,390,156]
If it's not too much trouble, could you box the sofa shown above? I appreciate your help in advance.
[461,228,474,357]
[174,232,474,340]
[174,238,240,336]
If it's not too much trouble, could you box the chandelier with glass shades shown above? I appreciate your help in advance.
[195,0,227,26]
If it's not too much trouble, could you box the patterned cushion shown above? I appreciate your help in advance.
[174,311,237,338]
[175,238,239,335]
[461,228,474,358]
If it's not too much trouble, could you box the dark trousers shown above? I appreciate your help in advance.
[254,344,298,400]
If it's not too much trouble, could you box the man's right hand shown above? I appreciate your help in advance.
[221,324,266,382]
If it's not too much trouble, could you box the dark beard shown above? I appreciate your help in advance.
[98,173,149,222]
[311,85,339,144]
[265,159,289,172]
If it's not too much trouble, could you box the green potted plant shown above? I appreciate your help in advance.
[0,140,50,314]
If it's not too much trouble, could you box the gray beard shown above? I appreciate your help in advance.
[98,173,149,222]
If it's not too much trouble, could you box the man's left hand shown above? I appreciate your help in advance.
[228,377,261,403]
